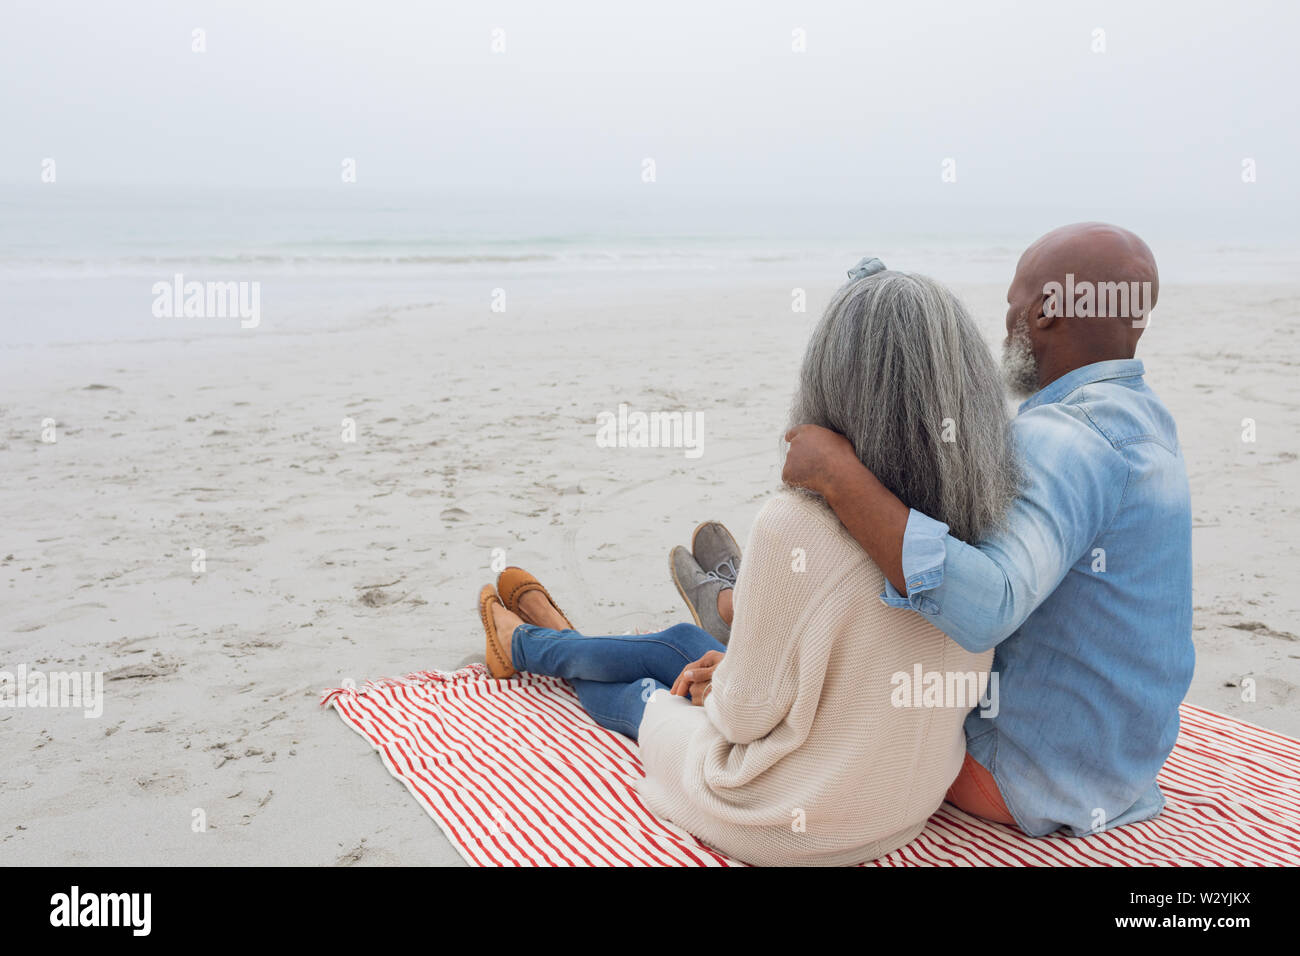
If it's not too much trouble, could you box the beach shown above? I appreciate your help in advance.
[2,269,1298,866]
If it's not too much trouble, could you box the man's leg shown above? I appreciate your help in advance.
[945,753,1017,826]
[718,587,733,626]
[690,520,740,635]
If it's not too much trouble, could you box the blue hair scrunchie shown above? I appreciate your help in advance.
[846,256,887,281]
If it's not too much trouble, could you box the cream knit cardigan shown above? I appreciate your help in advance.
[637,489,993,866]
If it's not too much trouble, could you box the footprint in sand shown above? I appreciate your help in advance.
[358,588,407,608]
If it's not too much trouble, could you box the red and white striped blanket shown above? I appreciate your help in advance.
[322,666,1300,866]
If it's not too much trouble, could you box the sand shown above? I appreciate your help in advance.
[2,274,1297,866]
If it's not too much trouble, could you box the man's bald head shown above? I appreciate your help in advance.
[1002,223,1159,396]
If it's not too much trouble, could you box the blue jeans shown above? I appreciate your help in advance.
[510,621,726,739]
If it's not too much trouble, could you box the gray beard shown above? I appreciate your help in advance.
[1001,320,1040,399]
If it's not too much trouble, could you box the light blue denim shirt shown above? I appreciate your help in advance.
[882,359,1194,837]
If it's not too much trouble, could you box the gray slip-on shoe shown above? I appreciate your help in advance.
[691,521,741,587]
[669,545,731,644]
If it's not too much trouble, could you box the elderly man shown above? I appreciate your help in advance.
[776,223,1194,838]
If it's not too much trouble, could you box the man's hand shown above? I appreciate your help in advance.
[671,650,725,704]
[783,425,858,501]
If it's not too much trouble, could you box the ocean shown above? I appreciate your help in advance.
[2,185,1295,347]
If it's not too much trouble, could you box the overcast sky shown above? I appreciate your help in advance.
[2,0,1296,221]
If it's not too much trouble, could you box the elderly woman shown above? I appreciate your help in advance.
[478,266,1019,865]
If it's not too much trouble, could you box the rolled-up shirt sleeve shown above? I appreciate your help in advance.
[877,405,1129,654]
[879,509,950,614]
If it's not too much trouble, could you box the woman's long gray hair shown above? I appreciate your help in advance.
[789,271,1019,542]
